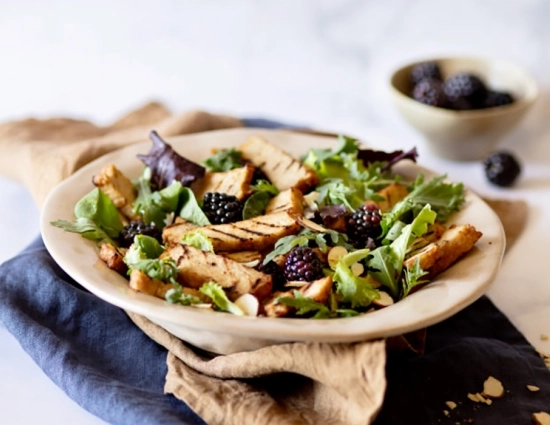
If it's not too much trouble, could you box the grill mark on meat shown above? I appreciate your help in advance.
[207,227,248,241]
[229,225,269,237]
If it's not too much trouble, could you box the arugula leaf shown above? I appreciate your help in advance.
[199,282,244,316]
[380,174,464,239]
[368,205,436,298]
[401,258,429,299]
[276,291,331,318]
[251,179,279,195]
[303,136,399,211]
[302,135,359,168]
[262,229,349,265]
[50,217,116,245]
[181,230,214,252]
[51,188,123,243]
[203,148,243,172]
[179,187,210,226]
[333,249,380,308]
[165,285,203,306]
[243,191,272,220]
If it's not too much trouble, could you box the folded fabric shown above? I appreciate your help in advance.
[2,237,549,425]
[0,104,549,425]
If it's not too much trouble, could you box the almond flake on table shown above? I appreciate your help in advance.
[482,376,505,399]
[445,401,457,410]
[527,385,541,392]
[533,411,550,425]
[541,334,549,341]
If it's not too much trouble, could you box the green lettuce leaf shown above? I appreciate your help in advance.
[242,191,272,220]
[133,167,185,229]
[203,148,243,172]
[123,235,178,283]
[262,229,349,265]
[165,284,203,306]
[276,291,331,318]
[251,179,279,195]
[51,188,123,244]
[181,230,214,252]
[179,187,210,226]
[333,249,380,308]
[380,174,464,239]
[199,282,244,316]
[368,204,436,298]
[50,217,116,245]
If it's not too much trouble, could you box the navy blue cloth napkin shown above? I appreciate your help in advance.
[1,119,549,424]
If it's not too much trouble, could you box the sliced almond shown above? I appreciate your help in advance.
[527,385,540,392]
[303,191,319,207]
[533,412,550,425]
[482,376,505,399]
[373,291,394,308]
[445,401,457,410]
[443,410,449,417]
[234,294,259,316]
[351,262,365,277]
[284,281,309,288]
[467,393,481,403]
[327,246,348,268]
[541,334,549,341]
[293,215,328,233]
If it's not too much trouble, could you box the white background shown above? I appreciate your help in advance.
[1,1,549,424]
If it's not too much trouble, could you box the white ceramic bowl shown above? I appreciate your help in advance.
[390,56,538,161]
[41,128,505,354]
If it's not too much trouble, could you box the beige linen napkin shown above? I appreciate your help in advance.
[0,102,387,425]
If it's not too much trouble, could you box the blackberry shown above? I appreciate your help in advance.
[412,79,448,108]
[202,192,244,224]
[444,72,487,107]
[410,62,442,85]
[119,221,162,248]
[484,91,515,108]
[284,247,324,282]
[346,204,382,248]
[484,151,521,187]
[256,261,285,291]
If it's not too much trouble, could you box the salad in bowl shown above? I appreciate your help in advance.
[51,130,482,320]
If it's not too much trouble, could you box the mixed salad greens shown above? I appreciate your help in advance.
[52,131,469,319]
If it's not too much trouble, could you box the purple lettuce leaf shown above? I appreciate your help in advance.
[137,131,205,189]
[357,147,418,172]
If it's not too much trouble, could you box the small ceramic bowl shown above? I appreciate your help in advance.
[389,57,538,161]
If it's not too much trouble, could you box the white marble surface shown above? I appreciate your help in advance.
[1,1,550,424]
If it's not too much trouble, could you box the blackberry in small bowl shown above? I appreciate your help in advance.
[484,91,515,108]
[119,221,162,248]
[284,247,324,282]
[202,192,244,224]
[346,203,382,248]
[412,78,448,108]
[410,62,442,85]
[484,151,521,187]
[443,72,487,107]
